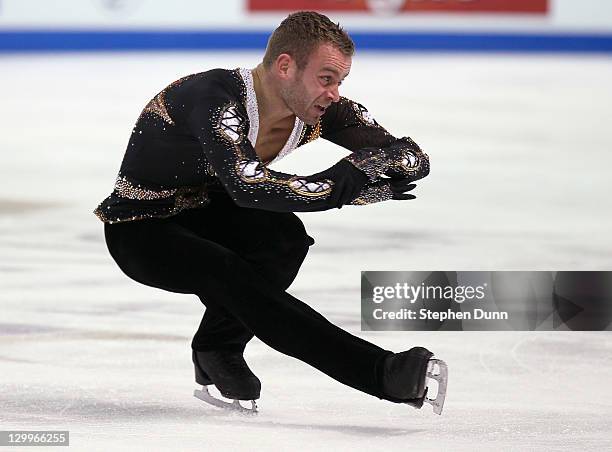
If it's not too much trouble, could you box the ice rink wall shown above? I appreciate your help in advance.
[1,0,612,52]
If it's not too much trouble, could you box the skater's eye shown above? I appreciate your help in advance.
[320,76,342,87]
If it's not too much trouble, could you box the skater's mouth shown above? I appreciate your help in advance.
[315,104,328,114]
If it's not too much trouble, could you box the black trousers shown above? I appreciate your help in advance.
[104,190,391,399]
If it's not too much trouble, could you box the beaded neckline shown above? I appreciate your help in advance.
[238,68,305,165]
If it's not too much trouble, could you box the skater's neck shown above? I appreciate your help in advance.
[252,64,295,127]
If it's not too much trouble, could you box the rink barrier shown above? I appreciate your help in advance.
[1,30,612,52]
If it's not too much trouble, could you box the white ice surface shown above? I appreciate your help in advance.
[1,52,611,451]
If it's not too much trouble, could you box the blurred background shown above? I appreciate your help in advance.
[1,1,611,451]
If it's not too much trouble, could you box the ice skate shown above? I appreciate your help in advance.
[193,386,259,414]
[423,359,448,415]
[192,350,261,414]
[381,347,448,415]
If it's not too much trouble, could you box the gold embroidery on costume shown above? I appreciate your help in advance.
[140,74,195,125]
[351,100,379,127]
[350,183,394,205]
[287,177,332,197]
[142,94,173,125]
[93,176,210,224]
[214,101,333,199]
[115,175,177,200]
[344,138,429,183]
[304,120,322,144]
[174,187,210,210]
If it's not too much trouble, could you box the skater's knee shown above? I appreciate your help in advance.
[239,214,314,289]
[246,213,313,260]
[275,214,314,256]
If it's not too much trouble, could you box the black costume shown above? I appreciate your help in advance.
[96,68,430,402]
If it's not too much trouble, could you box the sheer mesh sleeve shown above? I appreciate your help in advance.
[321,97,430,205]
[321,97,398,151]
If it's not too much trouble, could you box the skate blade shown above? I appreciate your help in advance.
[424,359,448,415]
[194,386,258,415]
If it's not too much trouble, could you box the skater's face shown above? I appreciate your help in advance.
[279,44,351,125]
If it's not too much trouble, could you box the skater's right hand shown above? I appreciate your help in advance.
[304,159,370,208]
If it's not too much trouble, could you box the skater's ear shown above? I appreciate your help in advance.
[274,53,297,81]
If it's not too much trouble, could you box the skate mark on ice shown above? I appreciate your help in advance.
[478,337,545,377]
[509,334,612,384]
[509,336,548,375]
[77,232,105,243]
[0,354,36,364]
[0,327,187,343]
[478,333,612,384]
[0,198,61,214]
[478,349,492,375]
[0,265,27,273]
[4,399,205,422]
[0,323,65,335]
[1,384,220,422]
[36,301,168,316]
[260,421,422,437]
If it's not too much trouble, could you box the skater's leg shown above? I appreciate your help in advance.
[192,305,254,353]
[105,218,389,399]
[236,210,315,290]
[185,200,314,353]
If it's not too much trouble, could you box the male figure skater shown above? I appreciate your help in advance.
[95,11,447,414]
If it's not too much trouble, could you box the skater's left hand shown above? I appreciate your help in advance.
[388,178,417,200]
[348,177,417,205]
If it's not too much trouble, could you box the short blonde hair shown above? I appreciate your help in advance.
[263,11,354,70]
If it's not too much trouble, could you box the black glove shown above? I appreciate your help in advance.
[305,159,370,208]
[349,178,417,205]
[388,178,417,200]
